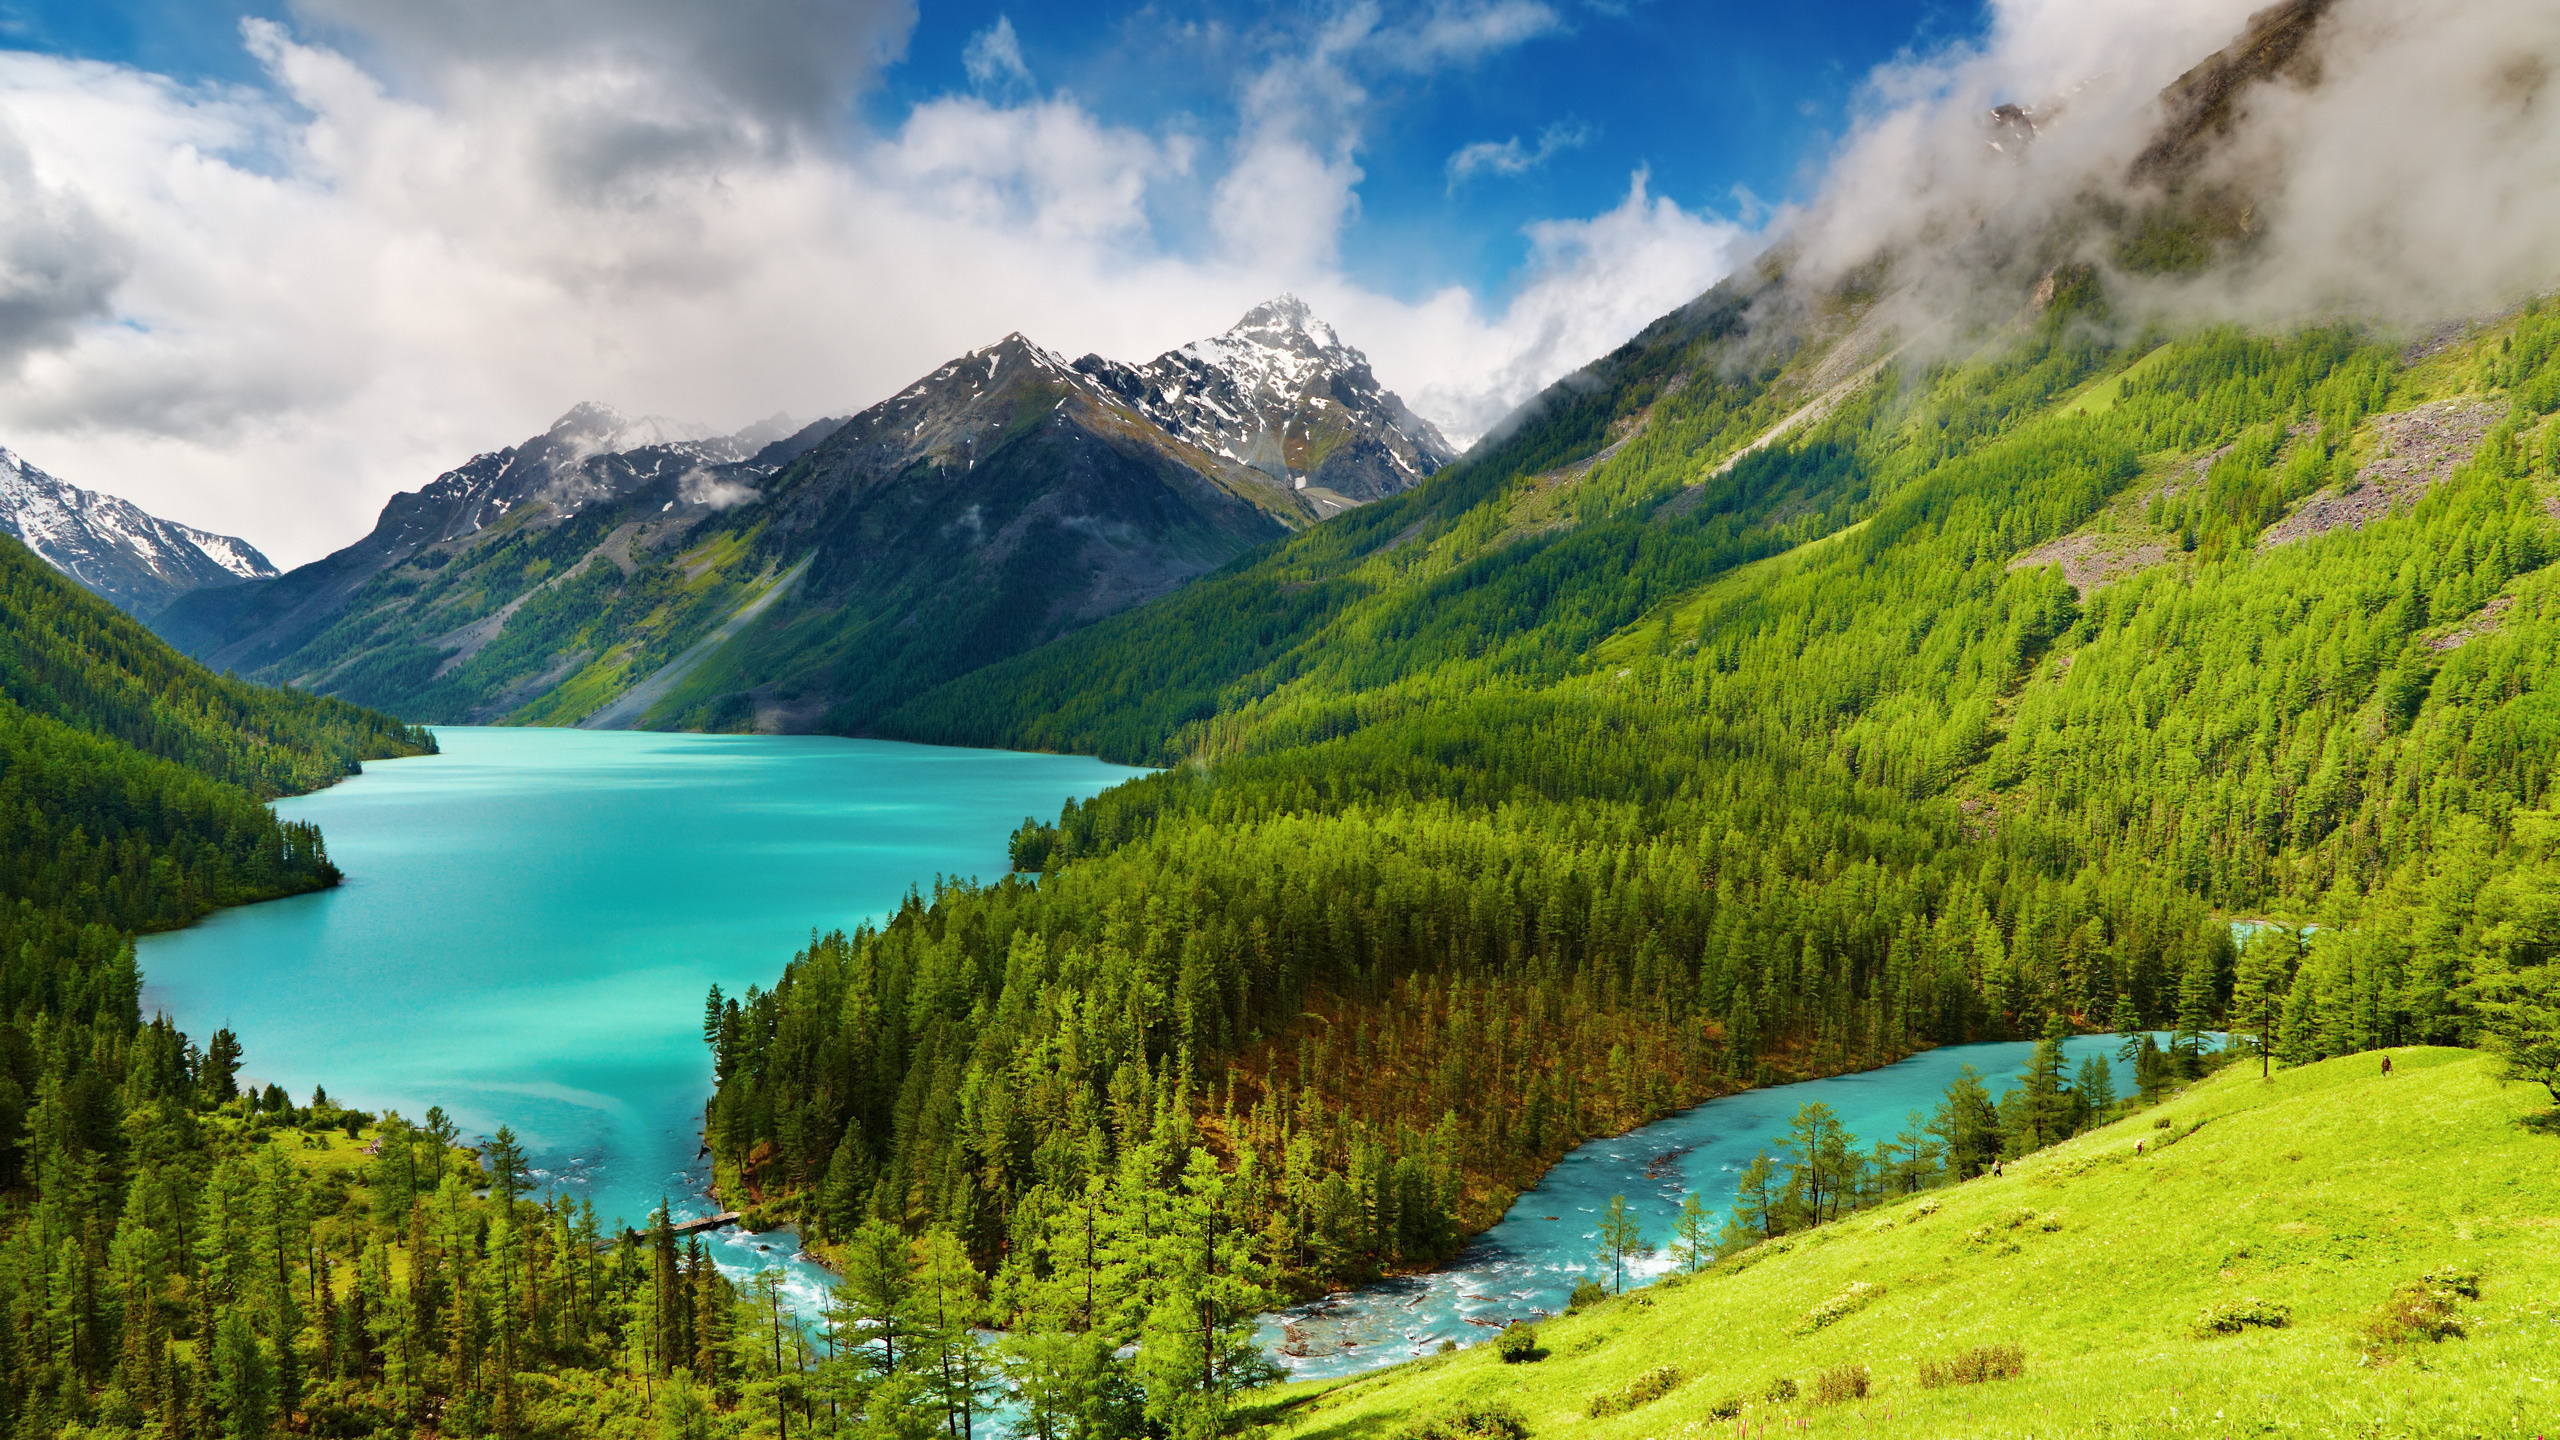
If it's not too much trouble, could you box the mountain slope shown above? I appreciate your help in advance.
[639,331,1314,733]
[1255,1050,2556,1440]
[0,446,277,617]
[150,299,1447,732]
[150,402,833,683]
[0,525,686,1440]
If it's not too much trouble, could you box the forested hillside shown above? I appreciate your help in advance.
[2,537,433,799]
[699,266,2560,1436]
[0,537,773,1439]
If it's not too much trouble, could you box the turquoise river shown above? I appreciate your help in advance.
[138,725,2163,1397]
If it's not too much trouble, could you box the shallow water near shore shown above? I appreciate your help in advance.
[139,726,1148,1310]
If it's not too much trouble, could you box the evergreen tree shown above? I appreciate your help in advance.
[2473,966,2560,1105]
[1669,1191,1715,1274]
[2173,948,2220,1079]
[1724,1151,1784,1247]
[2072,1054,2117,1122]
[910,1230,994,1440]
[2233,935,2295,1080]
[1930,1067,2001,1180]
[483,1125,530,1210]
[838,1222,916,1375]
[203,1029,244,1106]
[1593,1194,1654,1294]
[2019,1012,2072,1149]
[210,1307,273,1440]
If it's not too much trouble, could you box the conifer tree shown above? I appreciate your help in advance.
[2072,1054,2116,1121]
[483,1126,530,1210]
[1724,1151,1784,1247]
[2233,935,2295,1079]
[1670,1191,1714,1273]
[837,1221,916,1375]
[1930,1066,2001,1180]
[2020,1012,2072,1148]
[1594,1194,1654,1293]
[2173,948,2219,1078]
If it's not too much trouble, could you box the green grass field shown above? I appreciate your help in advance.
[1253,1050,2560,1439]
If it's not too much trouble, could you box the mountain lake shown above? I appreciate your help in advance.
[137,725,2161,1394]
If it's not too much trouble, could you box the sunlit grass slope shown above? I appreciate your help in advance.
[1258,1050,2559,1439]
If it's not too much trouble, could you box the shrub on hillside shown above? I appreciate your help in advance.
[2425,1266,2482,1299]
[1917,1343,2025,1388]
[1495,1322,1541,1363]
[1718,1235,1795,1274]
[1810,1364,1871,1405]
[1399,1400,1530,1440]
[1763,1375,1799,1403]
[2196,1298,2292,1335]
[1567,1278,1607,1312]
[2363,1285,2466,1349]
[1801,1280,1883,1331]
[1585,1366,1684,1418]
[2363,1271,2481,1352]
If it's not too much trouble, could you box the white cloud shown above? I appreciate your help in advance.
[962,15,1032,92]
[286,0,917,137]
[1336,171,1753,447]
[1446,120,1592,189]
[0,4,1740,564]
[1396,1,1563,68]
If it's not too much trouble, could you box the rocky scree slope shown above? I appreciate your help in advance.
[150,300,1443,732]
[0,448,276,618]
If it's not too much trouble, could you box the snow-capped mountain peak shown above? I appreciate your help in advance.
[543,402,714,465]
[1075,297,1455,502]
[0,447,277,616]
[1222,293,1343,356]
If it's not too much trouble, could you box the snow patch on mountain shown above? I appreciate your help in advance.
[1076,296,1456,502]
[0,447,277,615]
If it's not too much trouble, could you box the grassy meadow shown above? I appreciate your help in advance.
[1253,1050,2559,1439]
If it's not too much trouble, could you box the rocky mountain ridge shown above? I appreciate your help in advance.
[0,448,277,617]
[153,404,843,678]
[1075,295,1455,512]
[150,298,1445,732]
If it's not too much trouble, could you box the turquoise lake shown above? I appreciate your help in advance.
[138,723,2177,1398]
[137,726,1148,1305]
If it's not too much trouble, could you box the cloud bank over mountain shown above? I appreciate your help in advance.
[1774,0,2560,341]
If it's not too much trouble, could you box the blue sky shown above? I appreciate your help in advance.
[882,1,1983,303]
[1,0,1983,306]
